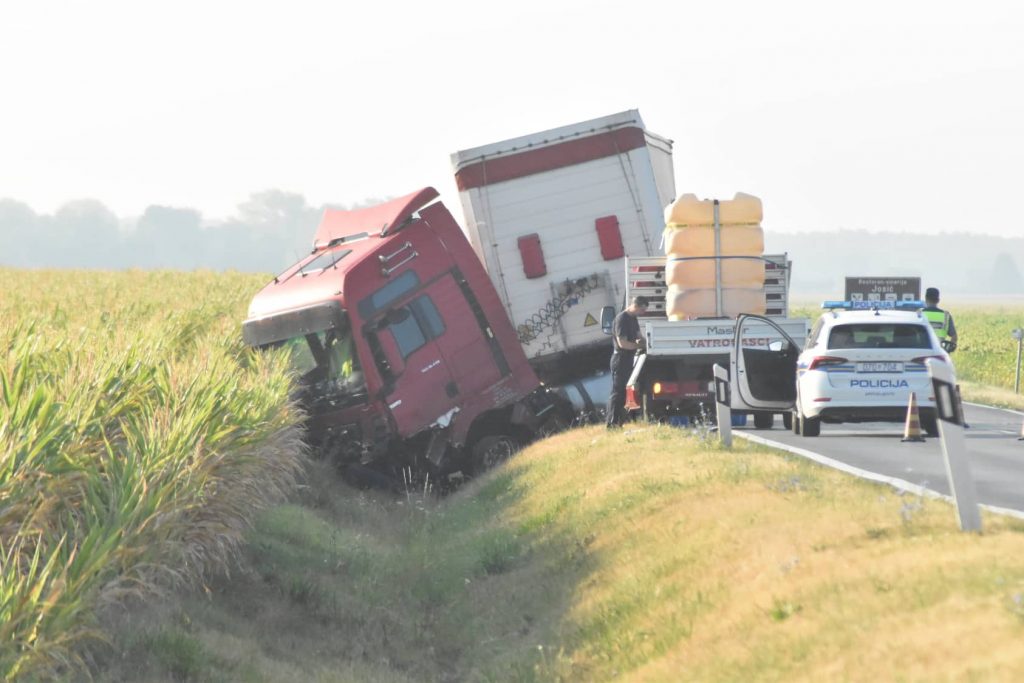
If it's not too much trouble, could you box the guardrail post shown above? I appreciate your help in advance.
[713,363,732,448]
[925,359,982,532]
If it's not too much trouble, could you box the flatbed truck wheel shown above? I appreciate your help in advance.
[782,412,793,431]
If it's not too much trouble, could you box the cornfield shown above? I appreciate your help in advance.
[950,307,1024,389]
[0,268,306,680]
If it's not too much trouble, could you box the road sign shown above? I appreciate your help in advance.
[844,277,921,303]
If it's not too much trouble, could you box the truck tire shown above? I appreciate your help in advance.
[469,435,520,475]
[538,414,571,438]
[642,393,660,423]
[801,416,821,437]
[753,412,774,429]
[782,411,793,431]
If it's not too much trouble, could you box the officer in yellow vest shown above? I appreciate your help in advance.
[923,287,957,353]
[924,287,968,427]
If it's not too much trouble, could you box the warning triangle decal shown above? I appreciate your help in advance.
[583,312,598,327]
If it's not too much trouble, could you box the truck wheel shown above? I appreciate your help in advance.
[470,435,520,475]
[538,414,570,438]
[753,412,774,429]
[641,393,656,423]
[801,416,821,437]
[782,412,793,431]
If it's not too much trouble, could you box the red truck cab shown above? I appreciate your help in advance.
[242,188,560,478]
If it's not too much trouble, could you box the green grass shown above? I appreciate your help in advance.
[5,272,1024,681]
[93,426,1024,682]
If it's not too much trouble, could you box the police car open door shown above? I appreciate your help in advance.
[729,314,799,411]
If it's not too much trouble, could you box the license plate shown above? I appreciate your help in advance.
[857,362,903,373]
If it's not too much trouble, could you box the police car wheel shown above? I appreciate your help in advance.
[782,412,793,431]
[921,414,939,438]
[801,416,821,437]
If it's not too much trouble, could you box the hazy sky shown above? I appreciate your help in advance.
[2,1,1022,237]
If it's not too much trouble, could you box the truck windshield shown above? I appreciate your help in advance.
[273,321,368,410]
[298,248,352,276]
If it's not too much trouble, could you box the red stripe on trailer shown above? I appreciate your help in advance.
[455,127,647,190]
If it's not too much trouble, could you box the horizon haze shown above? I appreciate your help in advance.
[2,190,1021,299]
[2,1,1023,239]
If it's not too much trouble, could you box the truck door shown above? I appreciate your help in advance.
[373,300,459,436]
[730,314,799,411]
[421,272,507,401]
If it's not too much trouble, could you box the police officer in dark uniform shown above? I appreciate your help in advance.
[606,295,649,429]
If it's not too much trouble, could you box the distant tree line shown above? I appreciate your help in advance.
[0,190,372,273]
[2,192,1022,296]
[766,230,1024,296]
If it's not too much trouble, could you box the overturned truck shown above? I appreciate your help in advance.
[243,111,676,479]
[242,188,568,480]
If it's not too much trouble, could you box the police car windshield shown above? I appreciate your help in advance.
[827,324,932,350]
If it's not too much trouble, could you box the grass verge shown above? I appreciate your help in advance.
[960,380,1024,413]
[96,424,1024,682]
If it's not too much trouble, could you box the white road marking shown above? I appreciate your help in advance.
[734,430,1024,521]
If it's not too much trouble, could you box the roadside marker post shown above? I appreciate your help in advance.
[926,359,982,532]
[1013,328,1023,394]
[713,363,732,448]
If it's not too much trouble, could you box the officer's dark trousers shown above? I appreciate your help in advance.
[606,351,635,427]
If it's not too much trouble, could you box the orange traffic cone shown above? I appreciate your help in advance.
[902,392,926,442]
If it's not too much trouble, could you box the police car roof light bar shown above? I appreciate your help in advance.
[821,300,925,311]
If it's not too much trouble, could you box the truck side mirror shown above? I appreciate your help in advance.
[377,307,411,330]
[600,306,615,335]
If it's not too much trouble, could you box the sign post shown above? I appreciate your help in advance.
[925,359,982,532]
[713,363,732,448]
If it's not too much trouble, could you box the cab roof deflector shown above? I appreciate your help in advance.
[312,187,439,249]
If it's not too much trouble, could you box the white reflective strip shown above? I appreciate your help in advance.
[734,431,1024,522]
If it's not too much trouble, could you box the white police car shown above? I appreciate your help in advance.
[791,301,952,436]
[725,301,951,437]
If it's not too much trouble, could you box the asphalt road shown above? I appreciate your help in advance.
[736,403,1024,514]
